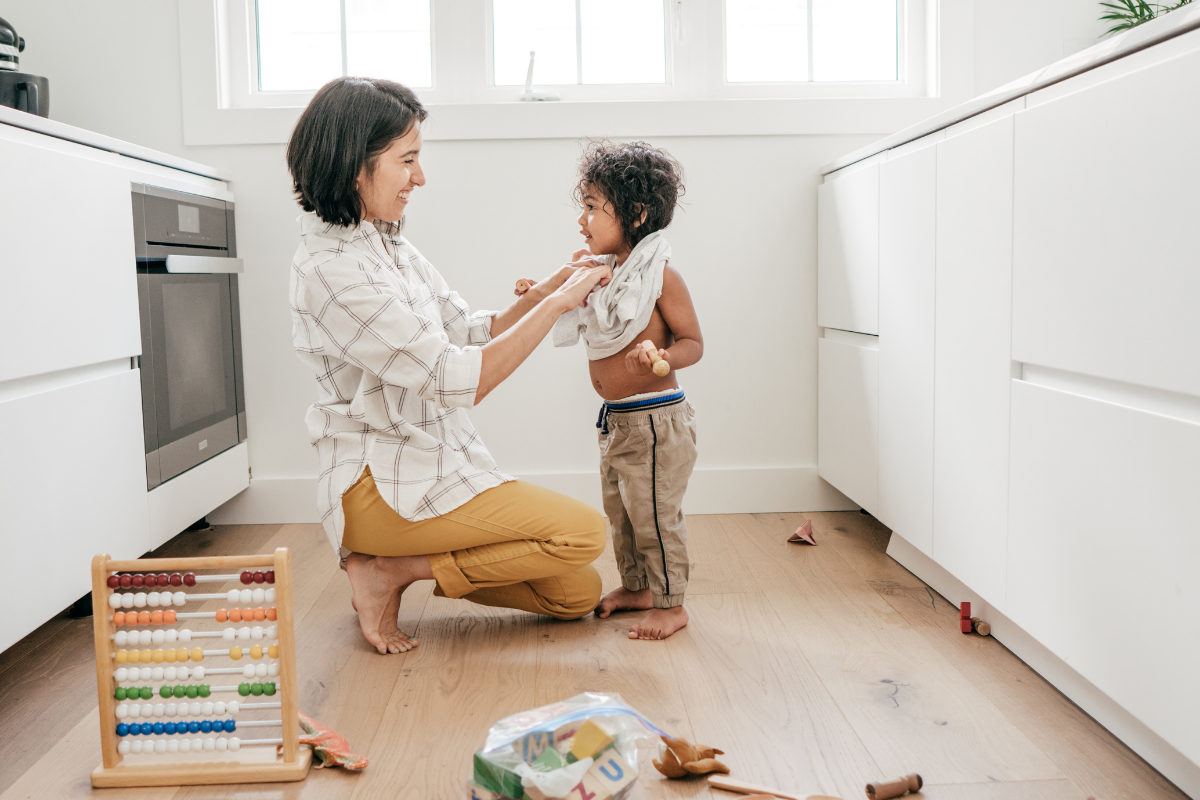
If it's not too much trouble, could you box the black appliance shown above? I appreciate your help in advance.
[132,184,246,490]
[0,15,49,117]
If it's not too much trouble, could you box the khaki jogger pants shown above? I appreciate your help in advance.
[598,393,698,609]
[341,468,606,620]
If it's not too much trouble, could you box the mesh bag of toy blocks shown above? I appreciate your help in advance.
[468,692,665,800]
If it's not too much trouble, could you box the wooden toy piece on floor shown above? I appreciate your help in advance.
[706,773,842,799]
[865,772,922,799]
[971,617,991,636]
[787,519,817,546]
[653,735,729,778]
[641,340,671,377]
[960,601,972,633]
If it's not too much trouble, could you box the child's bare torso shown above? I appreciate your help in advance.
[590,304,679,402]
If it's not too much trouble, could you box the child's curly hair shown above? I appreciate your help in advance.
[573,140,685,248]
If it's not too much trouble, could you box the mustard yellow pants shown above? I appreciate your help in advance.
[341,468,606,620]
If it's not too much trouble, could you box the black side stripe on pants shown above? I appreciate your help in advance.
[649,416,669,596]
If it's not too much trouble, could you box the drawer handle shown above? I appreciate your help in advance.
[165,255,244,274]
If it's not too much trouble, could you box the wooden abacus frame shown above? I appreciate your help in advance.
[89,548,313,788]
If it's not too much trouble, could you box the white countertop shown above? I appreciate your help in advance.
[821,5,1200,175]
[0,105,227,181]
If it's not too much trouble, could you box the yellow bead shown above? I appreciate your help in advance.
[115,650,128,664]
[250,645,263,660]
[267,645,278,659]
[177,647,189,662]
[152,649,165,664]
[190,647,204,662]
[229,646,243,661]
[140,649,153,664]
[164,648,177,663]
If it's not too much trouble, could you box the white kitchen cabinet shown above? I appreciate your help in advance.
[817,162,879,335]
[931,115,1015,610]
[877,145,936,554]
[817,335,878,515]
[0,124,141,383]
[0,368,150,653]
[1007,379,1200,765]
[1013,47,1200,399]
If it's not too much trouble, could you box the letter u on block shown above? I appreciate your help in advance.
[598,759,624,782]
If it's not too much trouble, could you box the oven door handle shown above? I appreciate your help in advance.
[165,255,244,274]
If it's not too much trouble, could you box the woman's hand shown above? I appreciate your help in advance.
[625,344,669,375]
[550,260,612,312]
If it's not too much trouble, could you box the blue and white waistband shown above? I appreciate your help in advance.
[597,389,686,433]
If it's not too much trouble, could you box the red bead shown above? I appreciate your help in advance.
[252,571,265,584]
[131,574,145,588]
[183,573,196,587]
[144,574,157,588]
[169,573,183,587]
[157,573,170,586]
[265,571,275,584]
[107,576,120,589]
[240,571,253,585]
[119,574,133,589]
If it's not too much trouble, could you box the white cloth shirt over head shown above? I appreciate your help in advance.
[289,212,513,558]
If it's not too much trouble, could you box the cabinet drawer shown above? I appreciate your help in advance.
[818,164,879,335]
[817,336,878,514]
[1007,380,1200,765]
[0,369,150,652]
[0,126,140,383]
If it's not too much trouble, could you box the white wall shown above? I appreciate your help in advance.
[7,0,1104,524]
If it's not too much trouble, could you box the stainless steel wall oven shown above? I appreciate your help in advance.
[132,184,246,489]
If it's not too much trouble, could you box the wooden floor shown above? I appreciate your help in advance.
[0,513,1187,800]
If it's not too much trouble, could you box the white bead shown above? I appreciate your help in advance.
[267,663,279,677]
[265,588,276,602]
[193,738,206,752]
[242,665,255,678]
[115,704,129,719]
[192,666,205,680]
[133,593,147,608]
[118,740,131,755]
[140,667,153,681]
[228,737,241,752]
[201,702,213,715]
[115,668,129,682]
[154,740,167,754]
[141,704,154,717]
[167,739,179,753]
[138,630,152,646]
[153,704,165,717]
[180,629,192,643]
[147,592,160,608]
[250,626,264,640]
[165,703,177,717]
[165,629,178,644]
[152,630,165,644]
[127,704,140,718]
[151,668,164,682]
[164,667,177,681]
[254,664,266,678]
[189,702,202,716]
[173,591,187,606]
[227,701,239,715]
[121,593,135,609]
[216,737,229,752]
[178,666,191,680]
[130,740,143,754]
[114,631,128,646]
[266,626,278,640]
[203,737,216,751]
[223,628,235,642]
[226,589,240,603]
[177,703,188,718]
[239,589,252,604]
[251,588,265,603]
[108,593,122,609]
[213,701,226,715]
[179,739,191,753]
[238,627,250,641]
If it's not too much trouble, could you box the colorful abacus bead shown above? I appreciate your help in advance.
[216,609,228,623]
[263,681,276,696]
[229,646,243,660]
[190,647,203,662]
[164,610,177,624]
[183,572,196,586]
[265,570,275,584]
[119,574,133,589]
[252,571,265,583]
[266,607,277,621]
[107,575,120,589]
[268,645,279,659]
[137,611,151,625]
[238,683,251,696]
[132,574,144,588]
[240,570,254,585]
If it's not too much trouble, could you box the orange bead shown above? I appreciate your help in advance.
[243,607,255,620]
[229,646,243,661]
[266,607,277,622]
[137,611,151,625]
[267,645,279,659]
[113,612,126,626]
[177,647,189,662]
[152,649,165,663]
[115,650,128,664]
[164,610,177,624]
[150,610,164,625]
[250,645,263,660]
[229,609,242,623]
[190,647,204,662]
[140,649,153,664]
[253,607,266,622]
[165,648,177,663]
[216,609,228,623]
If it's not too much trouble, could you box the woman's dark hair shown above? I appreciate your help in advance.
[573,140,685,248]
[286,77,428,227]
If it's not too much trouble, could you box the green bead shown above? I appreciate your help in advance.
[139,686,153,700]
[115,687,127,700]
[159,686,172,699]
[263,682,276,696]
[238,683,251,696]
[250,682,263,696]
[173,685,186,698]
[198,684,210,698]
[186,685,199,698]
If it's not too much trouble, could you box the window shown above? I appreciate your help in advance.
[215,0,927,110]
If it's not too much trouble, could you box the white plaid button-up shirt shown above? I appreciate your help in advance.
[290,212,512,556]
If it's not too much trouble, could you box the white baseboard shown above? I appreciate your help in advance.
[208,465,857,525]
[886,533,1200,798]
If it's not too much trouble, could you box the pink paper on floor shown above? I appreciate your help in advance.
[282,710,370,770]
[787,519,817,546]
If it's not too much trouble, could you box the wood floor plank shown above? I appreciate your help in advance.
[669,592,881,800]
[718,514,1064,785]
[918,778,1088,799]
[681,515,759,595]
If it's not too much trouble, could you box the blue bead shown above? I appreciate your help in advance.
[140,723,153,735]
[164,722,177,735]
[188,721,200,734]
[223,719,236,732]
[152,722,164,735]
[199,720,212,733]
[116,723,129,737]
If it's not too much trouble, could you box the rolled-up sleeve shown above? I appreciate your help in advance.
[300,255,481,408]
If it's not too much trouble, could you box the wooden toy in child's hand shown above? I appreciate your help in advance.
[865,773,922,799]
[641,340,671,377]
[653,735,728,778]
[514,278,534,296]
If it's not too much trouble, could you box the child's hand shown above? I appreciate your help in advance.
[552,261,613,311]
[513,278,537,296]
[626,343,669,376]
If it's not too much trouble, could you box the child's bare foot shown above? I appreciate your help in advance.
[596,587,654,618]
[629,606,689,640]
[345,552,427,655]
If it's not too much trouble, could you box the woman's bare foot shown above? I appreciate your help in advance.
[629,606,689,640]
[595,587,654,619]
[345,552,430,654]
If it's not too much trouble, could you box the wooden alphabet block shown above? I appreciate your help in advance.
[587,751,635,795]
[567,720,614,762]
[516,730,555,763]
[466,781,505,800]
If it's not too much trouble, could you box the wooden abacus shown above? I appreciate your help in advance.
[89,548,313,788]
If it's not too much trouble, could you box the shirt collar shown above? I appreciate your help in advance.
[299,211,401,244]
